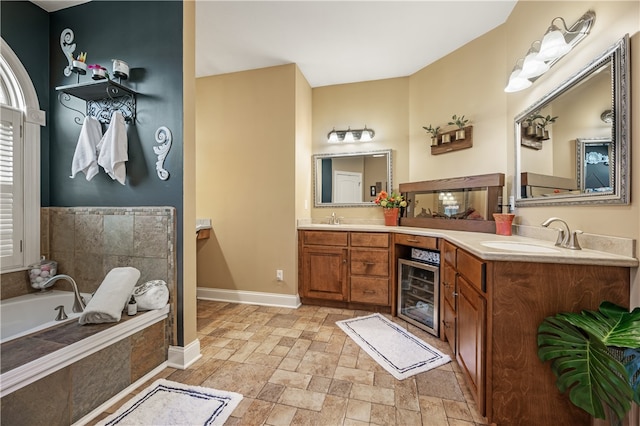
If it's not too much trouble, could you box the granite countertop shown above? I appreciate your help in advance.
[297,223,639,267]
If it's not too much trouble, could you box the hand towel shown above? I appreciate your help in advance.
[97,111,128,185]
[79,267,141,325]
[70,116,102,181]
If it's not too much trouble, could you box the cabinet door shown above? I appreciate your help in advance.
[302,246,348,301]
[443,297,456,355]
[442,262,457,353]
[456,275,486,415]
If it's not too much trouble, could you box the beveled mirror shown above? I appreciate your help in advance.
[515,35,629,206]
[313,149,392,207]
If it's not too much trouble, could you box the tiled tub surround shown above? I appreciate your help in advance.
[0,309,169,425]
[0,207,177,425]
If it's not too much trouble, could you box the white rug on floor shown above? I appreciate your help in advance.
[97,379,243,426]
[336,313,451,380]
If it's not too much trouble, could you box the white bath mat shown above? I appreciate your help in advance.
[336,313,451,380]
[97,379,242,426]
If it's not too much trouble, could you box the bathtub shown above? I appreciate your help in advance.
[0,292,169,398]
[0,290,91,343]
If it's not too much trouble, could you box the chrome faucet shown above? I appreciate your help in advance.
[41,274,86,312]
[541,217,582,250]
[328,212,341,225]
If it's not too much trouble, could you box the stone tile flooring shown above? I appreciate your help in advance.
[90,300,488,425]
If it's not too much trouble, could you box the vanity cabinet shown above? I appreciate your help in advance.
[300,231,348,301]
[441,240,631,426]
[440,240,487,415]
[298,230,391,311]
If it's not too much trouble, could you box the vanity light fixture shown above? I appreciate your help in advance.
[327,126,375,143]
[504,10,595,93]
[504,59,532,93]
[519,41,549,79]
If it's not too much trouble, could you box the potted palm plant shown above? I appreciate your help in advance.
[448,114,470,140]
[422,124,440,146]
[537,301,640,425]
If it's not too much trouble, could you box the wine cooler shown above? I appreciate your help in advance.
[397,252,440,337]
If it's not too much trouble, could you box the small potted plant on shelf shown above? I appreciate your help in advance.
[523,113,542,137]
[537,114,558,140]
[537,301,640,425]
[448,114,470,140]
[422,125,440,146]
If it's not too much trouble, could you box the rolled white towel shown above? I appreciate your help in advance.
[79,267,141,325]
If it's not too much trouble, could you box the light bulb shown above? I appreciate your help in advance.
[537,26,571,61]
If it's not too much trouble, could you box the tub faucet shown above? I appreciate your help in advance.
[541,217,582,250]
[41,274,86,312]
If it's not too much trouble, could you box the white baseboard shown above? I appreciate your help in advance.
[197,287,301,309]
[167,339,202,370]
[73,362,167,426]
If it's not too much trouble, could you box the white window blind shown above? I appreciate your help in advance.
[0,105,24,269]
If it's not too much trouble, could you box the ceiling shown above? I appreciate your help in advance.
[30,0,517,88]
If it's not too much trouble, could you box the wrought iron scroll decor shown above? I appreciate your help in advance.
[153,126,172,181]
[60,28,76,77]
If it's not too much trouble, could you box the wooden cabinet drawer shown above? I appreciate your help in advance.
[457,249,485,292]
[302,231,348,246]
[351,232,389,248]
[394,233,438,250]
[350,276,389,305]
[350,249,389,276]
[442,240,457,266]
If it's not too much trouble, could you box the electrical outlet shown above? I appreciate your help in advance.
[276,270,284,281]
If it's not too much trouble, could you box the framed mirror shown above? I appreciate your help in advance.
[576,138,611,193]
[313,149,392,207]
[515,35,629,206]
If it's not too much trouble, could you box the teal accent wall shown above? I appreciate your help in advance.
[2,1,187,345]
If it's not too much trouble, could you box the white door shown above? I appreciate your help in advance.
[334,171,362,203]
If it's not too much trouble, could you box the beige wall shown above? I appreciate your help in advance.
[409,25,508,184]
[195,64,305,296]
[311,78,410,220]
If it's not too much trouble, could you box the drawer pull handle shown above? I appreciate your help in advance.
[363,262,376,266]
[406,238,420,243]
[363,290,376,294]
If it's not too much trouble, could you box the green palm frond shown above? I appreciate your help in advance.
[537,302,640,421]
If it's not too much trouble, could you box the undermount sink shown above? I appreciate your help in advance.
[481,241,560,253]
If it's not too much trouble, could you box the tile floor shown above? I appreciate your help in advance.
[90,300,488,425]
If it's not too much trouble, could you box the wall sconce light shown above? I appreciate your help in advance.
[504,10,595,93]
[327,126,375,143]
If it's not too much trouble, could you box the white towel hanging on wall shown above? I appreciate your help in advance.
[97,111,128,185]
[70,116,102,181]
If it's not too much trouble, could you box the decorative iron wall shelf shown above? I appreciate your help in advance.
[56,80,137,125]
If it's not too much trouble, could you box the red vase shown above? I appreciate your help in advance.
[493,213,515,236]
[383,208,399,226]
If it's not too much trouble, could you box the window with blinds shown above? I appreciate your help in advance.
[0,105,24,269]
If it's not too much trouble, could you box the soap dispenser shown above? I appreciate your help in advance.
[127,295,137,316]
